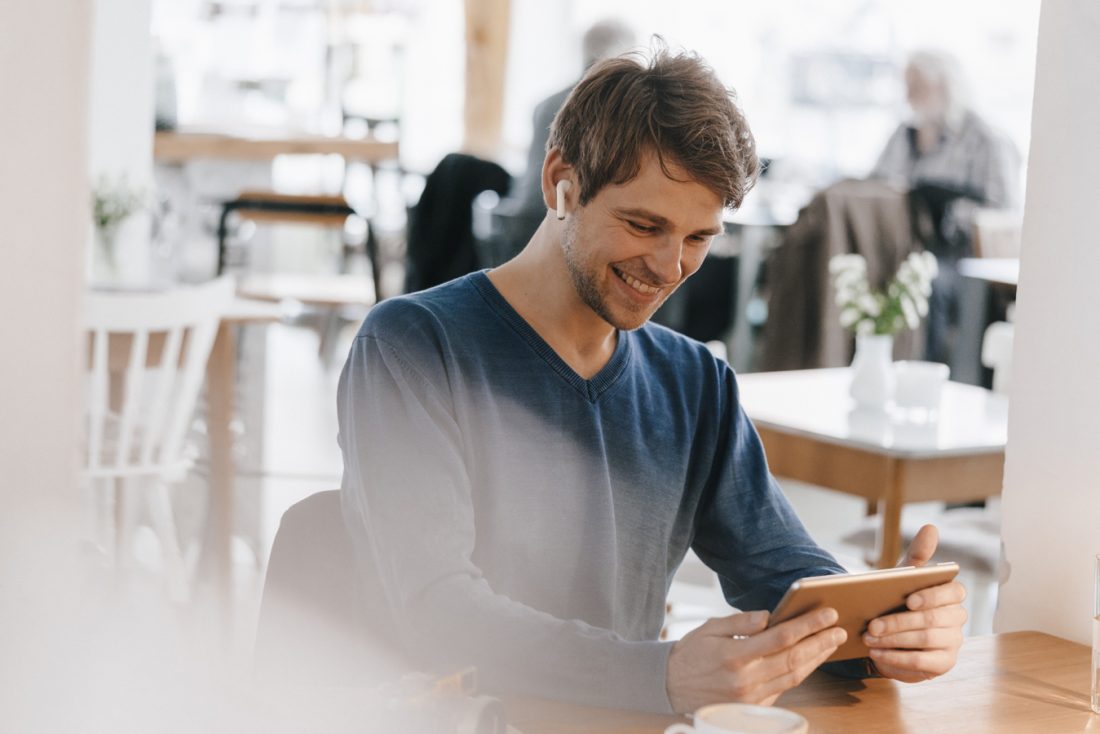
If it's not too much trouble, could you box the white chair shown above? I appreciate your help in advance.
[981,303,1016,394]
[84,277,234,599]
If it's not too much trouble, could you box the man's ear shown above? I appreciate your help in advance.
[541,148,574,214]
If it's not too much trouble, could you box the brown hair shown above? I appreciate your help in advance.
[548,44,759,210]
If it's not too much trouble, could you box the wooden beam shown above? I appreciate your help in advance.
[463,0,510,159]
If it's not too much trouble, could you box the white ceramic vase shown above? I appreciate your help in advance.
[849,333,895,408]
[91,226,120,285]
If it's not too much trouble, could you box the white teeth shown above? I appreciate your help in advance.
[616,268,660,295]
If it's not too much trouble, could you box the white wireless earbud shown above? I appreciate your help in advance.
[555,179,572,220]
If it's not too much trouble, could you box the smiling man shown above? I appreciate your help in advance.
[337,47,966,714]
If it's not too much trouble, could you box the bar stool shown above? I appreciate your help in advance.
[217,190,383,366]
[215,190,383,302]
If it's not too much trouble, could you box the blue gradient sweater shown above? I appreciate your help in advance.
[338,271,847,713]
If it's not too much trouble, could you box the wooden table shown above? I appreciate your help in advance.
[506,632,1097,733]
[154,129,399,165]
[736,369,1008,568]
[199,297,282,622]
[237,272,375,308]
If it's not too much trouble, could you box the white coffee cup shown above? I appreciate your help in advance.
[893,360,949,416]
[664,703,809,734]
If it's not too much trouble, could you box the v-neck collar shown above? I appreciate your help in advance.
[469,271,632,403]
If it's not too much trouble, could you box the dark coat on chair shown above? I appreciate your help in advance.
[405,153,512,293]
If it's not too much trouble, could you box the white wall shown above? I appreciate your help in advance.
[995,0,1100,644]
[0,2,92,728]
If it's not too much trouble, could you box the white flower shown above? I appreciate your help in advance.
[914,293,929,317]
[897,267,919,290]
[899,293,919,329]
[834,268,866,290]
[921,251,939,278]
[839,307,863,328]
[832,251,937,335]
[858,293,881,317]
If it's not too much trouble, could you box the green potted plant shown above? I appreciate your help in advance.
[91,175,145,280]
[830,251,938,407]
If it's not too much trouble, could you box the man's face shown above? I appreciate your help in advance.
[905,66,946,122]
[561,153,725,331]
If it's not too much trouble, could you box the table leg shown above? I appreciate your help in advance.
[203,322,236,631]
[876,460,903,569]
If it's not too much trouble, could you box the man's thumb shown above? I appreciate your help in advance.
[900,524,939,567]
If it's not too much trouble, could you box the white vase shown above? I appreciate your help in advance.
[849,333,895,408]
[91,227,120,285]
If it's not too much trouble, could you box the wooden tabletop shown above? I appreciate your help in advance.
[236,273,376,308]
[154,129,400,164]
[505,632,1096,733]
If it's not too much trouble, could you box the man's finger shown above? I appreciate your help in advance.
[752,625,846,683]
[867,604,968,637]
[701,610,770,638]
[749,631,845,703]
[745,607,839,658]
[905,580,967,612]
[863,626,963,651]
[868,647,956,677]
[899,524,939,567]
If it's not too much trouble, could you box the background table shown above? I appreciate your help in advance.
[154,129,399,165]
[954,257,1020,385]
[736,369,1008,567]
[506,632,1096,733]
[198,297,282,628]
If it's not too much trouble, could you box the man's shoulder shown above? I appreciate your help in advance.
[358,275,492,356]
[360,275,484,342]
[631,322,730,381]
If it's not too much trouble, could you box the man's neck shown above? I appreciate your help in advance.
[487,222,618,380]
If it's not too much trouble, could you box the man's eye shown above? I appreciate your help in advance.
[628,221,656,234]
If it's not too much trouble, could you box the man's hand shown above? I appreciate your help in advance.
[864,524,967,682]
[666,607,846,713]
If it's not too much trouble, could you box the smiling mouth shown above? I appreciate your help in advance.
[612,266,662,296]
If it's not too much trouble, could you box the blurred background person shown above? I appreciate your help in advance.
[870,49,1021,362]
[760,48,1022,372]
[493,19,637,244]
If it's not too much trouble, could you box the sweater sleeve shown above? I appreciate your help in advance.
[690,369,876,681]
[337,329,675,713]
[690,370,846,613]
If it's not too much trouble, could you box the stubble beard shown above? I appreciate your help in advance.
[561,216,654,331]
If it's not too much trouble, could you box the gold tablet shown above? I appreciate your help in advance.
[767,562,960,662]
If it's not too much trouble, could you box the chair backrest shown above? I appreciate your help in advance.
[981,320,1015,394]
[84,277,235,480]
[255,489,405,685]
[972,208,1024,259]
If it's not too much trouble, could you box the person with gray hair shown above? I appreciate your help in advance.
[871,49,1020,362]
[872,49,1019,243]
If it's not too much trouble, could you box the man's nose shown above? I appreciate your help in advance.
[650,236,684,285]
